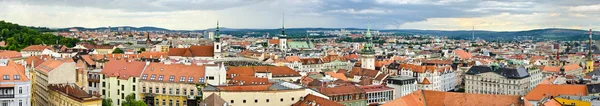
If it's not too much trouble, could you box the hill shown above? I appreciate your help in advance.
[0,21,80,51]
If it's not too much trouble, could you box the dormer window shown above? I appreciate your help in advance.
[3,75,9,80]
[142,74,148,80]
[188,77,194,83]
[150,74,156,80]
[13,75,20,80]
[158,75,164,81]
[169,76,175,82]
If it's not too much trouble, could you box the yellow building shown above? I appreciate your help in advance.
[99,59,146,106]
[48,83,102,106]
[202,82,308,106]
[554,97,591,106]
[138,62,206,106]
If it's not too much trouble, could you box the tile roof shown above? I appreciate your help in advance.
[168,45,214,57]
[228,76,269,85]
[213,84,274,92]
[420,78,431,84]
[80,55,96,66]
[48,83,100,102]
[0,51,22,58]
[525,84,588,101]
[35,59,70,74]
[317,85,365,96]
[226,66,301,79]
[100,59,147,79]
[359,85,393,92]
[0,59,29,82]
[300,58,324,65]
[349,67,379,78]
[22,45,49,51]
[25,55,49,67]
[199,93,227,106]
[141,63,205,83]
[285,56,301,62]
[454,49,472,59]
[292,94,344,106]
[343,54,360,60]
[325,71,348,81]
[383,90,525,106]
[268,39,280,44]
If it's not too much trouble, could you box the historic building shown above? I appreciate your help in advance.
[99,59,146,106]
[0,59,31,106]
[465,65,539,95]
[398,64,458,91]
[139,62,206,106]
[32,58,76,106]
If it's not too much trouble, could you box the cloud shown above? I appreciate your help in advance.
[328,8,392,14]
[569,4,600,12]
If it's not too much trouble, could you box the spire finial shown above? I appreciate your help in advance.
[215,20,220,42]
[281,13,286,37]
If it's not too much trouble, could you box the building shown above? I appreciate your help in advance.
[292,94,344,106]
[359,85,394,105]
[47,84,102,106]
[385,76,417,98]
[0,59,31,106]
[198,93,227,106]
[99,59,147,106]
[32,58,76,106]
[465,65,536,95]
[203,82,307,106]
[227,66,302,82]
[382,90,531,106]
[313,85,367,106]
[397,64,457,91]
[139,62,206,106]
[525,84,588,105]
[20,45,51,57]
[539,64,583,77]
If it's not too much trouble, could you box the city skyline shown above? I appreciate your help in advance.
[1,0,600,31]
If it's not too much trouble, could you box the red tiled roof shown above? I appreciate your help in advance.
[525,84,587,101]
[359,85,393,92]
[141,63,205,83]
[48,84,100,102]
[349,67,379,78]
[215,84,274,91]
[226,66,301,79]
[22,45,49,51]
[269,39,280,44]
[292,94,344,106]
[80,55,96,66]
[100,59,146,79]
[0,59,29,82]
[383,90,525,106]
[228,76,269,85]
[454,49,472,59]
[0,51,22,58]
[36,59,71,74]
[318,85,365,96]
[168,45,214,57]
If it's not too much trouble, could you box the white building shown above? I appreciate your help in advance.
[385,76,417,98]
[465,66,539,95]
[0,59,31,106]
[398,64,458,91]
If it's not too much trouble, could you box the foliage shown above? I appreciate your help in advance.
[0,21,80,51]
[102,98,113,106]
[122,93,147,106]
[126,42,134,45]
[113,48,125,54]
[138,48,146,53]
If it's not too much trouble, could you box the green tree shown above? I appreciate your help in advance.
[102,98,113,106]
[137,48,146,53]
[122,93,147,106]
[112,48,125,54]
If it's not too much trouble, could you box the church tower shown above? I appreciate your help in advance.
[145,32,152,45]
[587,29,594,73]
[279,14,288,53]
[213,21,222,59]
[361,21,375,70]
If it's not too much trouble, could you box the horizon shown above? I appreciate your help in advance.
[1,0,600,31]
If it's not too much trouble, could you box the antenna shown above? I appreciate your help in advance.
[472,25,475,40]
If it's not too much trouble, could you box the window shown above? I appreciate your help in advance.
[176,89,180,94]
[207,76,215,80]
[117,99,120,105]
[169,75,175,82]
[121,93,125,99]
[19,100,22,106]
[121,85,124,90]
[255,99,258,103]
[132,78,136,82]
[2,75,8,80]
[143,87,146,93]
[19,87,22,94]
[117,80,120,85]
[291,98,295,101]
[102,90,105,95]
[163,88,166,94]
[162,99,166,105]
[158,75,164,81]
[13,75,20,80]
[142,74,148,80]
[184,89,187,95]
[169,100,173,106]
[102,82,105,87]
[133,85,136,91]
[266,99,269,102]
[155,99,159,105]
[180,76,186,82]
[231,100,234,104]
[149,87,153,93]
[188,77,194,83]
[243,100,246,103]
[155,88,159,93]
[199,78,205,83]
[150,74,156,80]
[176,100,180,106]
[280,98,283,102]
[169,88,173,94]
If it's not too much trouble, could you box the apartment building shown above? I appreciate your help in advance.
[99,59,147,106]
[0,59,31,106]
[32,58,76,106]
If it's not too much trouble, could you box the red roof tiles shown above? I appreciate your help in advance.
[141,63,205,83]
[292,94,344,106]
[100,59,146,79]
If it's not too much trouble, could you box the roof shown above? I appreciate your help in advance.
[199,93,227,106]
[226,66,301,79]
[316,85,365,96]
[228,76,269,85]
[292,94,344,106]
[466,66,530,79]
[25,55,49,67]
[268,39,280,44]
[80,55,96,66]
[168,45,214,57]
[349,67,379,78]
[22,45,49,51]
[35,59,71,74]
[0,59,29,82]
[0,51,22,58]
[325,71,348,81]
[48,83,100,102]
[382,90,525,106]
[553,98,590,106]
[285,56,301,62]
[100,59,147,79]
[420,78,431,84]
[359,85,393,92]
[141,63,205,83]
[525,84,588,101]
[454,49,472,59]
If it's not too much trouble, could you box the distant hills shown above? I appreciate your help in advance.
[53,26,599,41]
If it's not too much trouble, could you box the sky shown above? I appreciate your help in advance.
[1,0,600,31]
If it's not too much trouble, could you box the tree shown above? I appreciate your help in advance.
[137,48,146,53]
[102,98,112,106]
[112,48,125,54]
[122,93,147,106]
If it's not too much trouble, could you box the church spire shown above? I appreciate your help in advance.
[361,18,374,55]
[215,20,220,42]
[281,13,286,38]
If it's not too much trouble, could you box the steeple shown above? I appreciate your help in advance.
[586,29,594,73]
[215,21,220,42]
[361,18,374,55]
[281,13,286,38]
[589,29,593,60]
[145,32,152,45]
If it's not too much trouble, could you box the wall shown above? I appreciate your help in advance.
[203,89,306,106]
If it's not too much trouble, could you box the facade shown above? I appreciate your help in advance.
[20,45,50,58]
[539,64,583,77]
[465,66,534,95]
[0,59,31,106]
[203,82,307,106]
[138,62,206,106]
[315,85,367,106]
[99,59,147,106]
[32,58,76,106]
[47,84,102,106]
[227,66,302,82]
[398,64,457,91]
[360,85,394,105]
[385,76,417,98]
